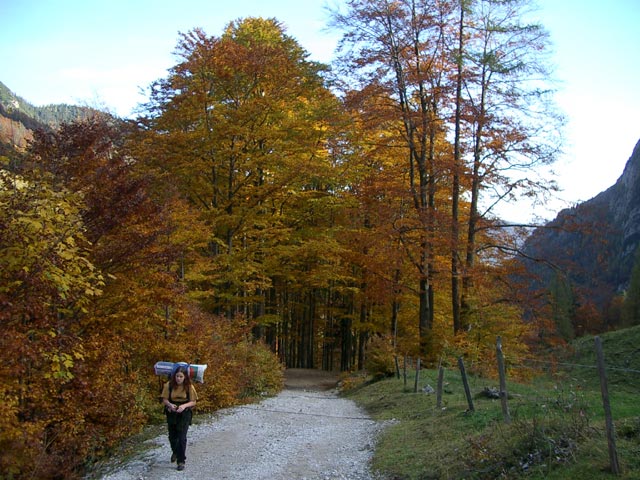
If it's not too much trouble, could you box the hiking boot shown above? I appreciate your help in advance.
[171,453,177,463]
[177,463,185,471]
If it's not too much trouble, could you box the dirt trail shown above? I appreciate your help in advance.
[282,368,341,391]
[98,369,381,480]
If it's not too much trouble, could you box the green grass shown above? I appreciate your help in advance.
[344,327,640,480]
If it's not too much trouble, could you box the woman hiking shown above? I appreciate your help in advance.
[161,365,198,471]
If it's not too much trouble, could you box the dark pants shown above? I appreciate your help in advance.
[166,409,192,464]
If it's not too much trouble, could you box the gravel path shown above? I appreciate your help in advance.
[97,370,384,480]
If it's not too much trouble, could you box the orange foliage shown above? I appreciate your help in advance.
[0,117,284,479]
[574,300,604,336]
[0,7,565,475]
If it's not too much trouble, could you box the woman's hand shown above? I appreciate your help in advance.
[176,405,185,413]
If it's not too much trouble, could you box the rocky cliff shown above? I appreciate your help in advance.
[609,139,640,262]
[523,138,640,307]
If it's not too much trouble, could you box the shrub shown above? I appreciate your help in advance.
[234,340,285,398]
[364,335,396,379]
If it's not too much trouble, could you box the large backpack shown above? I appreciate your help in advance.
[158,362,190,402]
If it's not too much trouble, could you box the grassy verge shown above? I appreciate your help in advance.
[343,329,640,479]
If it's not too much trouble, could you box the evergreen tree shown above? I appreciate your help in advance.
[622,244,640,327]
[549,272,575,341]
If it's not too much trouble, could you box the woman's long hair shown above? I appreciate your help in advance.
[170,365,192,391]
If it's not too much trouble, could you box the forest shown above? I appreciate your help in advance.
[1,1,637,478]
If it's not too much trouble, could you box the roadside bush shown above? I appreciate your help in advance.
[339,371,369,392]
[235,340,285,398]
[364,336,396,379]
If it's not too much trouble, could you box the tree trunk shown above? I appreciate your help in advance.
[340,316,353,371]
[461,60,488,328]
[452,0,465,334]
[391,268,401,348]
[358,331,368,370]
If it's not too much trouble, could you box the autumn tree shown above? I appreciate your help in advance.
[330,0,562,359]
[330,0,458,354]
[453,0,563,333]
[332,98,399,366]
[6,116,198,477]
[337,87,436,360]
[0,168,104,477]
[450,0,469,336]
[26,117,187,340]
[138,18,345,366]
[1,112,286,478]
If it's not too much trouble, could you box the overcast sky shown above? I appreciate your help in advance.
[1,0,638,222]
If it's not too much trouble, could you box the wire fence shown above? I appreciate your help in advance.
[394,335,635,475]
[509,358,640,374]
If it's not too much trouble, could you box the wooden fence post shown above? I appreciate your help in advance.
[403,355,407,388]
[595,336,621,475]
[436,363,444,409]
[413,358,421,393]
[457,356,474,412]
[496,336,511,424]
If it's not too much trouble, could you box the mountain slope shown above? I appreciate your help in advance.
[0,81,102,152]
[523,138,640,310]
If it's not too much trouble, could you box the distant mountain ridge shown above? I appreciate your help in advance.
[0,81,100,127]
[0,81,101,152]
[523,138,640,309]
